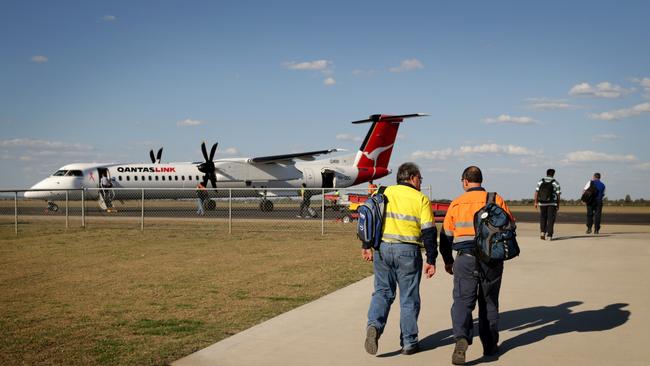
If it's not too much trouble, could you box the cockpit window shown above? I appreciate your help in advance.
[53,170,68,176]
[65,170,83,177]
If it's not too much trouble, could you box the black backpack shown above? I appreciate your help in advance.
[537,179,555,203]
[581,181,597,204]
[474,192,520,264]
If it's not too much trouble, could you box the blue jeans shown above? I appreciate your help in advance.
[196,198,205,215]
[367,242,423,349]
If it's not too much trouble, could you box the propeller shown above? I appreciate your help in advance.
[149,148,163,163]
[198,141,218,188]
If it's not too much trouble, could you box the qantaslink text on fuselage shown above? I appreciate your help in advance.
[116,167,177,173]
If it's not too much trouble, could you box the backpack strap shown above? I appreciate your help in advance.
[486,191,497,205]
[377,186,387,195]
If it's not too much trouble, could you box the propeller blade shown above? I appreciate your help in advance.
[209,173,217,188]
[156,148,163,163]
[209,142,218,161]
[201,142,209,161]
[149,150,156,163]
[201,174,209,188]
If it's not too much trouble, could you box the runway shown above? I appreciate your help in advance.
[5,204,650,225]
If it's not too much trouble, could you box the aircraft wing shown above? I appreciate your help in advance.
[249,149,342,164]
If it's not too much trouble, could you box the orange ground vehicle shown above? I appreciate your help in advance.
[325,193,449,224]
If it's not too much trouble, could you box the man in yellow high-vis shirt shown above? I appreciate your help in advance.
[363,162,438,356]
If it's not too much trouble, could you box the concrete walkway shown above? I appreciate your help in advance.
[173,223,650,366]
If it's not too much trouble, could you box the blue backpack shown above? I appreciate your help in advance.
[357,186,388,249]
[474,192,520,263]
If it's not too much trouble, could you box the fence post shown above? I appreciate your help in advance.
[14,191,18,236]
[65,190,69,229]
[81,188,86,228]
[141,188,145,231]
[228,188,232,235]
[321,188,325,235]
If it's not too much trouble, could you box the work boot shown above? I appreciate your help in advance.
[594,229,599,234]
[546,235,553,241]
[452,338,469,365]
[364,325,379,355]
[401,343,419,355]
[586,228,592,234]
[540,232,545,240]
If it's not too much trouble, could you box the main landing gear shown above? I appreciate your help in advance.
[47,201,59,212]
[260,199,274,212]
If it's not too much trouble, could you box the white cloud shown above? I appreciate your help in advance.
[102,15,117,21]
[389,58,424,73]
[283,60,331,71]
[458,144,535,156]
[411,144,536,161]
[525,98,581,110]
[588,102,650,121]
[30,55,48,63]
[632,77,650,99]
[633,162,650,170]
[218,147,239,156]
[482,114,537,125]
[564,150,638,163]
[336,134,362,143]
[592,134,620,142]
[323,77,336,86]
[569,81,633,98]
[0,138,93,151]
[176,119,205,127]
[411,148,454,160]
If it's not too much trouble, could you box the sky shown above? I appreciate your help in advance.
[1,0,649,200]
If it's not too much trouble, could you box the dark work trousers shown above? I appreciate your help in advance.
[451,254,503,353]
[586,200,603,231]
[539,205,558,236]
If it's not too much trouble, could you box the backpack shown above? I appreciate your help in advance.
[357,186,388,249]
[474,192,520,263]
[581,181,597,204]
[537,179,555,203]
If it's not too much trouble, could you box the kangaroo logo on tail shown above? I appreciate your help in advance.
[351,113,428,184]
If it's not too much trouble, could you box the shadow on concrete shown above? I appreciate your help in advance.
[551,234,611,241]
[416,301,630,363]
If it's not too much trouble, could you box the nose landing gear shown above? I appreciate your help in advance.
[47,201,59,212]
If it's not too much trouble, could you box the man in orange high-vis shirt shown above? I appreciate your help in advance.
[442,166,514,365]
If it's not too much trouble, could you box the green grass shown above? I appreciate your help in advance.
[0,221,371,365]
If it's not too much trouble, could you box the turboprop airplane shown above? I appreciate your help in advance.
[25,113,428,211]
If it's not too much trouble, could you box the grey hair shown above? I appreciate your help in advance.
[396,162,421,183]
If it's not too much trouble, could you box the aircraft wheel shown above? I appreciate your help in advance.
[342,215,353,224]
[260,200,273,212]
[47,202,59,212]
[205,200,216,211]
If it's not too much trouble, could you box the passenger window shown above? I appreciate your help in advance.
[188,176,192,181]
[148,176,152,181]
[134,176,138,181]
[168,175,172,181]
[196,175,200,181]
[175,176,178,181]
[126,176,130,181]
[118,176,122,181]
[142,176,145,181]
[155,176,159,181]
[162,176,165,181]
[182,175,185,181]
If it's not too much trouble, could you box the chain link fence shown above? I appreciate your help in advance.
[0,186,434,236]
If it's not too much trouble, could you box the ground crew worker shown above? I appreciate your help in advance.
[298,183,313,218]
[363,162,438,356]
[196,182,208,215]
[441,166,514,365]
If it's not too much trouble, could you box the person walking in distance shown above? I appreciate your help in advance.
[534,169,561,241]
[363,162,438,356]
[584,172,606,234]
[442,166,514,365]
[196,182,208,215]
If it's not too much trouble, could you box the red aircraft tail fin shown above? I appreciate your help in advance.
[352,113,428,169]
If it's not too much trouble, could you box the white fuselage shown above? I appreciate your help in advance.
[25,155,364,201]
